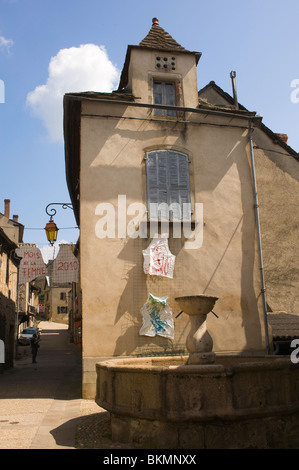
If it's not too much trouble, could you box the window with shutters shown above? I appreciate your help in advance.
[146,150,191,221]
[153,81,176,117]
[57,306,68,314]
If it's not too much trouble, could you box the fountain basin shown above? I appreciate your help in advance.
[175,294,219,316]
[96,355,299,449]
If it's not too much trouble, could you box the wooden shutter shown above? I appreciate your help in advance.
[153,81,176,117]
[146,150,191,220]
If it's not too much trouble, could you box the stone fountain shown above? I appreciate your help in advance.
[96,295,299,449]
[175,295,218,365]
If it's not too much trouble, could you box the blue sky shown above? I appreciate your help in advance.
[0,0,298,257]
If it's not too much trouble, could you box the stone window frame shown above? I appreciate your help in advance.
[148,72,184,119]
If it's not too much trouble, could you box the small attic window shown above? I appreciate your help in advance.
[156,56,176,71]
[153,81,176,116]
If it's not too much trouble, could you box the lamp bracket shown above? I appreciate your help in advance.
[45,203,73,219]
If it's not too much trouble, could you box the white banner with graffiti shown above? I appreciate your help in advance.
[143,235,175,279]
[15,245,47,285]
[139,293,174,339]
[50,244,79,284]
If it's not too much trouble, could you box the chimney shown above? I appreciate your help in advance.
[230,71,239,109]
[4,199,10,219]
[13,214,19,223]
[276,133,288,144]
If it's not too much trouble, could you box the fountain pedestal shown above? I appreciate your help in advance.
[175,295,218,365]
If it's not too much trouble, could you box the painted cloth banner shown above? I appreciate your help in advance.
[51,244,79,284]
[139,293,174,340]
[142,235,175,279]
[16,246,47,285]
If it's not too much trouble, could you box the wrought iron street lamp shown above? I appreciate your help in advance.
[44,218,59,245]
[44,203,73,245]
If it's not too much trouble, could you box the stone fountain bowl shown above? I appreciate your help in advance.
[96,354,299,449]
[175,294,219,316]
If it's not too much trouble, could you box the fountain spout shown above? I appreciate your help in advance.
[175,295,219,365]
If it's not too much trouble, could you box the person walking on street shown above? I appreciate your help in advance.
[30,333,40,364]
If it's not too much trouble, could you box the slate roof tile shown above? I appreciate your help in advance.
[139,18,188,52]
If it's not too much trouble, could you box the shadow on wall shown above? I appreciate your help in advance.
[114,236,187,356]
[89,125,264,354]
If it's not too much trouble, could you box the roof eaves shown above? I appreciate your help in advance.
[199,81,298,159]
[0,226,18,253]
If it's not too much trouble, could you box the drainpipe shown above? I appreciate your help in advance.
[248,120,271,354]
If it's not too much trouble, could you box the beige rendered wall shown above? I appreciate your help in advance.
[50,286,70,324]
[199,85,299,314]
[253,129,299,313]
[0,251,18,366]
[128,48,199,108]
[0,251,18,304]
[79,100,268,397]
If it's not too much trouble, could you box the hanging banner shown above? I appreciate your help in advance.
[50,244,79,284]
[139,293,174,339]
[15,246,47,285]
[143,235,175,279]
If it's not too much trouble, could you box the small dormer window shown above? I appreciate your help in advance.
[153,81,176,117]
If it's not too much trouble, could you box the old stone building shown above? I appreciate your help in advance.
[0,199,24,368]
[64,19,298,398]
[33,273,70,325]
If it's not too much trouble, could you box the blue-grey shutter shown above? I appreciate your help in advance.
[153,81,176,117]
[168,151,181,220]
[146,150,191,221]
[177,153,191,220]
[146,151,158,219]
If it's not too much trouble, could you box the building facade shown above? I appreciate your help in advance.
[0,199,24,368]
[64,19,298,398]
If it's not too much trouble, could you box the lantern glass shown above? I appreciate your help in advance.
[45,219,59,245]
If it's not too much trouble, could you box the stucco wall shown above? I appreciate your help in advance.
[0,251,17,367]
[253,129,299,313]
[79,100,267,397]
[127,49,199,108]
[198,85,299,315]
[50,286,70,324]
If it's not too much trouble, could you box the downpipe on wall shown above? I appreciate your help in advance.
[248,120,271,354]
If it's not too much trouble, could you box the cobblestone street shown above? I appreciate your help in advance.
[0,321,133,450]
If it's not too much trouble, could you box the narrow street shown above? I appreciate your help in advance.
[0,321,123,449]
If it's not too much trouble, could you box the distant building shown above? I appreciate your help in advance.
[34,272,71,325]
[0,199,24,368]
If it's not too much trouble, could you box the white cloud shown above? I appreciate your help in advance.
[0,35,13,53]
[26,44,119,142]
[39,240,71,264]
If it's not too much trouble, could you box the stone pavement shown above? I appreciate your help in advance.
[0,321,133,450]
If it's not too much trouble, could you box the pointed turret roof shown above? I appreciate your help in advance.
[118,18,201,91]
[139,17,188,52]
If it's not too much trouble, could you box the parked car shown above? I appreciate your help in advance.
[19,327,40,345]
